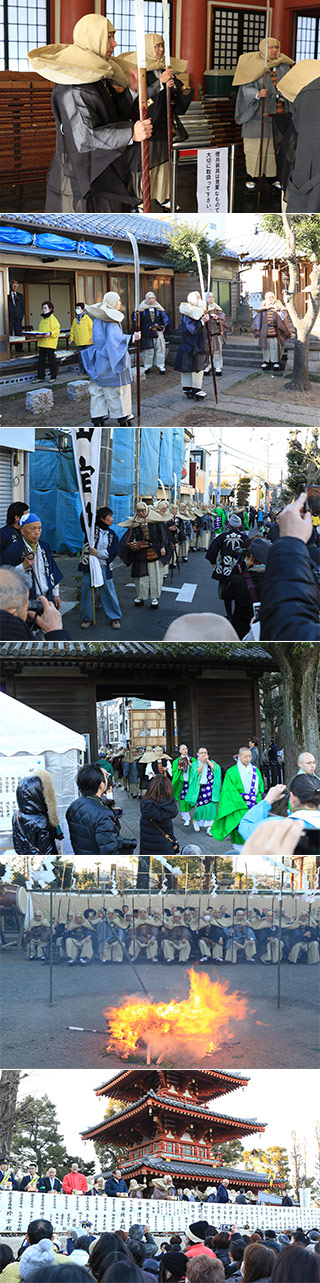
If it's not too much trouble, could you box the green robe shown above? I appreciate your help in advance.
[185,758,222,821]
[172,756,197,814]
[210,763,264,845]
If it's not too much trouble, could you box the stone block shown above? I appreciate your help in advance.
[67,380,90,400]
[25,387,54,414]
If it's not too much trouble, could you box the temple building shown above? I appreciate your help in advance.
[82,1069,283,1196]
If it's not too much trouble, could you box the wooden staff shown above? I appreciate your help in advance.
[190,241,218,404]
[127,230,141,426]
[162,0,173,209]
[135,0,151,213]
[257,0,271,211]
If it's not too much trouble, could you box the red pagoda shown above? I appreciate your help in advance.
[82,1070,283,1196]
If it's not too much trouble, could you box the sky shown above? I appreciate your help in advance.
[17,1070,319,1181]
[193,426,312,489]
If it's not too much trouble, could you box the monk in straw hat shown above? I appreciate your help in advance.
[233,36,294,190]
[80,291,140,426]
[28,13,153,212]
[114,33,193,206]
[174,291,210,401]
[276,61,320,211]
[118,500,171,608]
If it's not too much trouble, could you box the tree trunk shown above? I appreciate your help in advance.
[266,645,320,781]
[0,1072,21,1158]
[287,333,310,392]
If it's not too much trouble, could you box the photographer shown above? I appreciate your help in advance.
[0,567,69,639]
[260,492,320,640]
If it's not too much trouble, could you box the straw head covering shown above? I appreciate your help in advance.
[180,292,204,321]
[114,31,188,83]
[232,37,293,87]
[139,747,172,764]
[278,58,320,102]
[28,13,128,86]
[85,291,124,323]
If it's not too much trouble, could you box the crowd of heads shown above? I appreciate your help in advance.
[1,1217,320,1283]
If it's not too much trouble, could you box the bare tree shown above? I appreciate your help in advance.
[0,1072,21,1158]
[265,644,320,781]
[282,213,320,392]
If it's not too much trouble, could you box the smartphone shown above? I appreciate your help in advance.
[253,601,261,620]
[306,486,320,518]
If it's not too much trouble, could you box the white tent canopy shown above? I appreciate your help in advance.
[0,691,85,757]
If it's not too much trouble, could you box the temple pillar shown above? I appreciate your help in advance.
[50,0,100,44]
[270,0,292,56]
[172,0,208,98]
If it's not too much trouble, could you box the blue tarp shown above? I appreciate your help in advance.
[139,428,161,494]
[79,241,114,260]
[0,226,114,260]
[0,227,33,244]
[29,446,83,553]
[109,493,133,540]
[35,234,79,253]
[159,428,185,493]
[110,428,135,496]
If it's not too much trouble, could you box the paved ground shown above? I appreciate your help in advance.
[58,537,245,641]
[1,951,318,1069]
[2,343,319,427]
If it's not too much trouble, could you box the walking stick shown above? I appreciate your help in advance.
[207,254,211,295]
[127,230,141,426]
[257,0,270,211]
[135,0,151,213]
[190,241,218,404]
[162,0,173,209]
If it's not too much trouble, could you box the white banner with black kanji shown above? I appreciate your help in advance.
[72,428,103,587]
[0,1193,313,1235]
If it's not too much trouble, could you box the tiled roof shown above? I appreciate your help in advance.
[96,1069,249,1098]
[0,641,274,670]
[82,1089,264,1139]
[226,230,287,262]
[111,1156,282,1188]
[0,212,239,258]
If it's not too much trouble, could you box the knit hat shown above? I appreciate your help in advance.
[19,1240,55,1278]
[128,1225,145,1240]
[290,773,319,803]
[228,514,242,529]
[19,512,40,527]
[28,14,128,87]
[247,537,270,566]
[85,291,124,324]
[187,1221,210,1243]
[161,1253,188,1277]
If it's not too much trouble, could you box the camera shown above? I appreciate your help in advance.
[28,597,44,618]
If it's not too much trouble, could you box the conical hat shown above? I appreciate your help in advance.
[278,59,320,102]
[119,500,165,527]
[232,37,293,87]
[139,748,172,763]
[28,14,128,86]
[85,291,124,324]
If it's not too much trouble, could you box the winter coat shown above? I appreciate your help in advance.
[215,1247,232,1269]
[260,537,320,640]
[12,772,60,856]
[222,563,265,637]
[105,1175,128,1195]
[140,797,179,854]
[0,611,69,641]
[66,795,119,855]
[216,1183,229,1202]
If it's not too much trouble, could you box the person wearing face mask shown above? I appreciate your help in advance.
[175,292,210,400]
[182,747,222,833]
[79,291,139,425]
[252,293,291,371]
[69,302,93,368]
[211,747,264,846]
[232,36,294,191]
[28,13,153,212]
[36,300,60,381]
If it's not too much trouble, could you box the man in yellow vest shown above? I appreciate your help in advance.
[37,300,60,381]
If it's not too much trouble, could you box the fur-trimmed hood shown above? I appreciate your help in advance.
[16,770,59,828]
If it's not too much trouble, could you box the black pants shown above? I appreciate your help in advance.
[37,347,57,380]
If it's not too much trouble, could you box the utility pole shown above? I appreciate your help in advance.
[216,427,223,504]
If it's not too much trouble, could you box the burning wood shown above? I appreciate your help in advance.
[104,969,248,1064]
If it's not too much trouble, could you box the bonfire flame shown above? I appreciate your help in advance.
[105,968,248,1064]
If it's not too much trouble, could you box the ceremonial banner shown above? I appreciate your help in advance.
[71,428,103,588]
[0,1193,314,1236]
[197,148,228,213]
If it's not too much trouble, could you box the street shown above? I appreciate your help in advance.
[1,952,318,1070]
[59,541,246,641]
